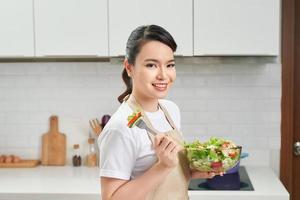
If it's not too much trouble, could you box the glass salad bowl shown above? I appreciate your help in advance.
[184,137,242,172]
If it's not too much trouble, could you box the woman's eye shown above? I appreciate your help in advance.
[167,63,175,68]
[146,63,156,68]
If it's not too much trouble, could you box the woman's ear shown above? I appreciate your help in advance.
[124,59,133,77]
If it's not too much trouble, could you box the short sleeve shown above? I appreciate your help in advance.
[98,128,137,180]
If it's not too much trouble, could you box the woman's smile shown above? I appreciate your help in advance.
[152,83,168,91]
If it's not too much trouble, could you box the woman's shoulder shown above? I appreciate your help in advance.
[104,103,134,129]
[99,103,133,139]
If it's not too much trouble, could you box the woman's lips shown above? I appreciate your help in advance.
[152,83,168,91]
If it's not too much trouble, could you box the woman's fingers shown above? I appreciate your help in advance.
[154,135,179,155]
[154,134,165,146]
[153,134,180,168]
[165,140,176,152]
[160,137,171,150]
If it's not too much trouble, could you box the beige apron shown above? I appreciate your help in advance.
[125,95,190,200]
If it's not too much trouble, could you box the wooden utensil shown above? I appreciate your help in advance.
[89,118,102,136]
[41,115,66,166]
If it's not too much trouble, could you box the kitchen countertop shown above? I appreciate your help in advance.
[0,166,289,200]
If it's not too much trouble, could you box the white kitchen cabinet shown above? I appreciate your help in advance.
[109,0,193,56]
[0,0,34,57]
[194,0,280,56]
[0,166,289,200]
[34,0,108,57]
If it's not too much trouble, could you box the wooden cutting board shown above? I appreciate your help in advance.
[0,160,40,168]
[41,116,66,166]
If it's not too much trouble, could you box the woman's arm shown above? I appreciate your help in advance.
[101,134,180,200]
[101,162,173,200]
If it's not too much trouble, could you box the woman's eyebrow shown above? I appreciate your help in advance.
[144,59,175,63]
[144,59,159,63]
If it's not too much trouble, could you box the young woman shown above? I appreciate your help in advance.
[98,25,216,200]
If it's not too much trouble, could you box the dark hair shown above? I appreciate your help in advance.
[118,25,177,103]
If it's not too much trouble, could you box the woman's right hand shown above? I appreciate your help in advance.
[154,134,180,169]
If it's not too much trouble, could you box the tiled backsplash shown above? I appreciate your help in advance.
[0,58,281,175]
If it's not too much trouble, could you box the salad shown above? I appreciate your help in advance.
[127,110,142,128]
[184,137,241,172]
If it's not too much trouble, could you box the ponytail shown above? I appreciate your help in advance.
[118,68,132,103]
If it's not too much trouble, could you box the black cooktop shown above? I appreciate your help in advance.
[188,166,254,191]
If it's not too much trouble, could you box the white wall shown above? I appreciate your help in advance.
[0,58,281,175]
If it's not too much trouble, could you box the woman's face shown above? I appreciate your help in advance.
[127,41,176,101]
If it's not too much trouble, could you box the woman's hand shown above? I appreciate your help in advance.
[190,170,225,179]
[154,134,180,169]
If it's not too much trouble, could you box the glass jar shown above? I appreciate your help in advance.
[72,144,81,167]
[86,138,97,167]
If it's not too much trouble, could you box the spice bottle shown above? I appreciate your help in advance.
[72,144,81,167]
[86,138,97,167]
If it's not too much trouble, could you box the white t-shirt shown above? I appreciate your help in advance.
[98,99,181,180]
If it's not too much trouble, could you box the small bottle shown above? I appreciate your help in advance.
[86,138,97,167]
[72,144,81,167]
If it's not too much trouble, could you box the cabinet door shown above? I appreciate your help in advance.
[109,0,193,56]
[0,0,34,57]
[194,0,280,56]
[34,0,108,56]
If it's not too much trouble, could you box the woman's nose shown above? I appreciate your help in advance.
[157,67,167,80]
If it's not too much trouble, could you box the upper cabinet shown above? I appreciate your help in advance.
[0,0,34,57]
[194,0,280,56]
[34,0,108,57]
[0,0,281,58]
[109,0,193,56]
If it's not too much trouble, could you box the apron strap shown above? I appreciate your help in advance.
[158,103,178,131]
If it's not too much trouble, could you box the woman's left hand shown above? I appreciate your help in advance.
[190,170,224,179]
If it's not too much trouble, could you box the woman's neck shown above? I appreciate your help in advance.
[129,93,159,112]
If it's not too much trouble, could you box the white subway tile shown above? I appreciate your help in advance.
[219,87,270,99]
[0,64,26,75]
[216,75,233,86]
[216,63,269,74]
[195,112,219,123]
[207,124,232,135]
[194,87,220,99]
[240,149,270,166]
[176,76,206,87]
[177,99,207,111]
[0,76,16,87]
[181,123,207,137]
[206,99,255,112]
[169,88,200,99]
[0,61,282,169]
[218,112,264,124]
[262,112,281,123]
[232,74,270,86]
[269,87,282,98]
[254,99,280,112]
[269,137,281,149]
[241,137,270,150]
